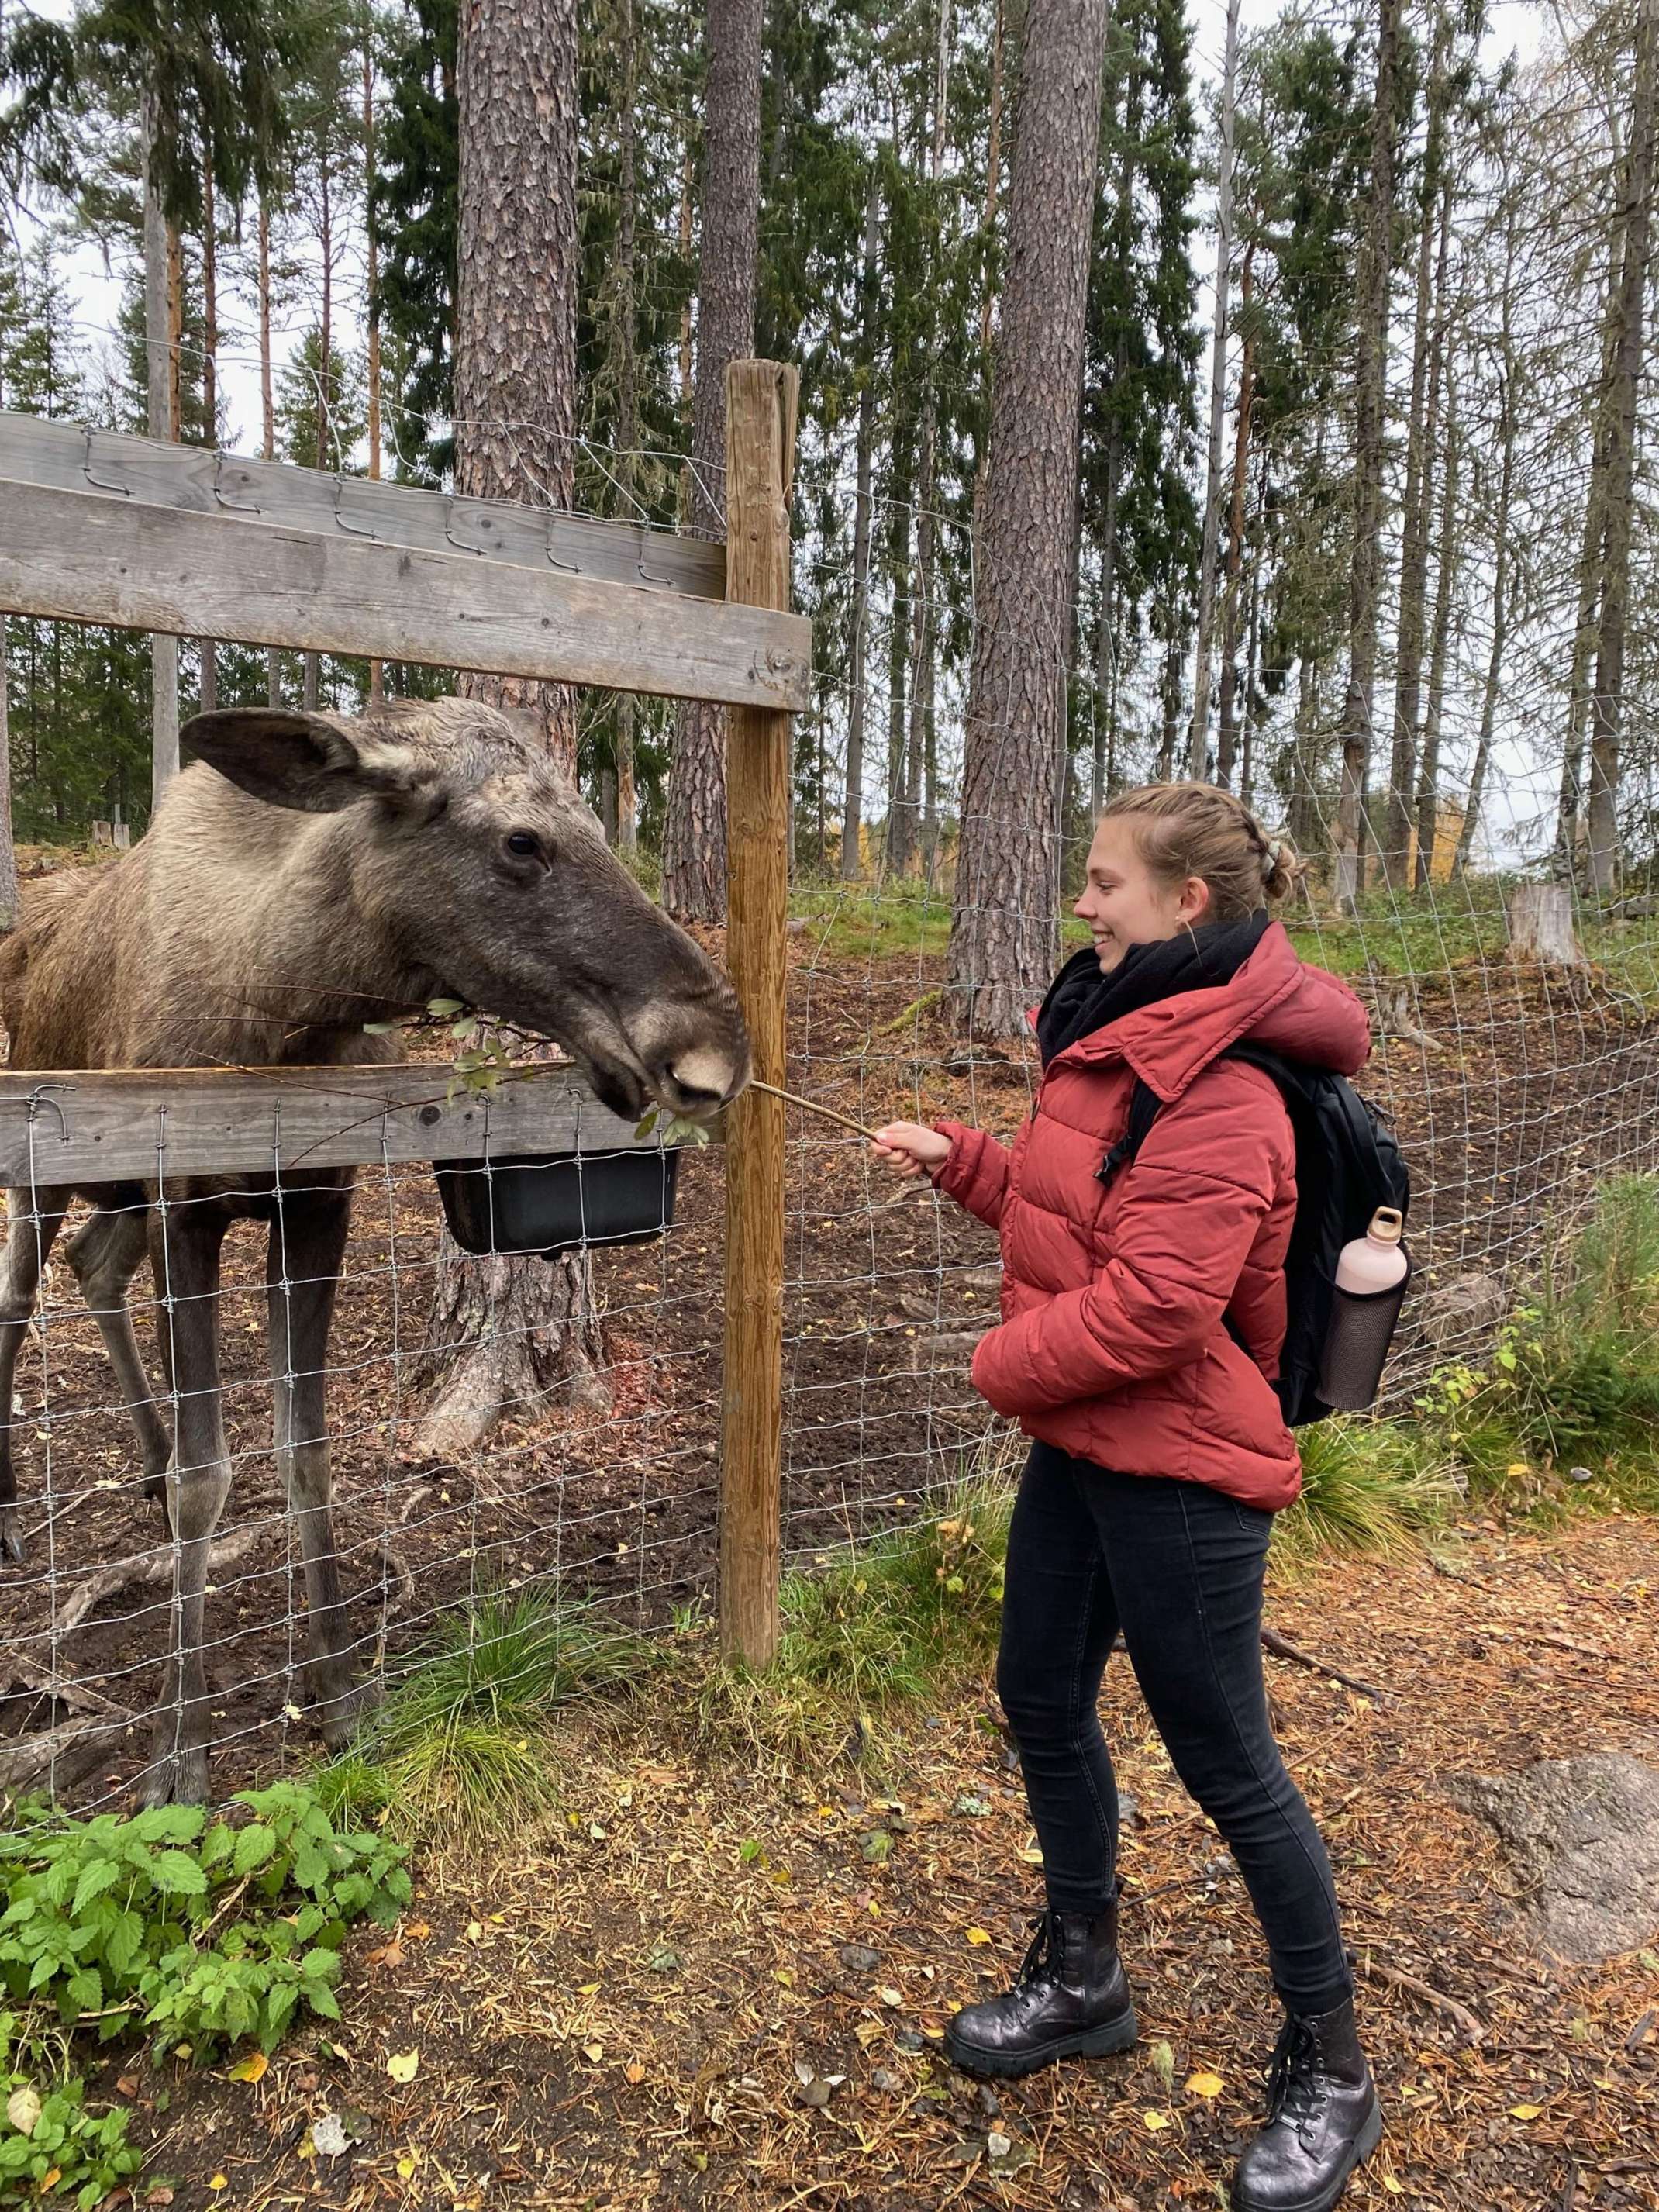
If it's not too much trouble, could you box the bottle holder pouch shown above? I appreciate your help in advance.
[1316,1250,1412,1413]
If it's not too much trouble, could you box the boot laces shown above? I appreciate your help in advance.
[1016,1912,1061,1986]
[1266,2015,1329,2138]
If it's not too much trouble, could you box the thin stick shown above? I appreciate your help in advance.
[1356,1953,1485,2045]
[747,1078,886,1143]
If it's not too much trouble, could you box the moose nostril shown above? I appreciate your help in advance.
[667,1048,737,1107]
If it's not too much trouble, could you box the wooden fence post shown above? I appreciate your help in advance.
[719,358,799,1666]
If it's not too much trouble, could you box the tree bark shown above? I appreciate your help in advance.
[1333,0,1402,909]
[415,0,602,1462]
[198,163,219,716]
[1216,243,1255,792]
[142,86,179,803]
[1506,883,1585,967]
[1188,0,1240,782]
[1414,361,1459,889]
[451,0,580,773]
[0,618,16,933]
[946,0,1111,1036]
[1384,18,1451,885]
[364,35,385,706]
[661,0,762,922]
[612,0,640,857]
[259,195,281,708]
[840,171,880,882]
[1586,0,1658,898]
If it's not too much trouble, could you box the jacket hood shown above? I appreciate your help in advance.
[1047,920,1371,1101]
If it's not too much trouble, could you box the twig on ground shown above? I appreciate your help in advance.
[54,1524,258,1634]
[1261,1624,1385,1703]
[1356,1953,1485,2045]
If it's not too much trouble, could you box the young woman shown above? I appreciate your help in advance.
[874,783,1381,2212]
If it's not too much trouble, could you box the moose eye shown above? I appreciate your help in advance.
[504,830,543,862]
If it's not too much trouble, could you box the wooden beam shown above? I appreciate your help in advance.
[0,1065,716,1188]
[0,435,812,715]
[719,361,798,1670]
[0,412,727,601]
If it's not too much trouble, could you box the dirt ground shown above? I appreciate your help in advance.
[93,1510,1659,2212]
[3,936,1659,1800]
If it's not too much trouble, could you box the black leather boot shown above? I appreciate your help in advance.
[1232,1998,1382,2212]
[943,1903,1136,2079]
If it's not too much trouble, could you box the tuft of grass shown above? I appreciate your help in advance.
[693,1468,1016,1762]
[319,1589,657,1843]
[1271,1419,1457,1579]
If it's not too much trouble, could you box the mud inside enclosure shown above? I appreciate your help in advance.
[2,945,1655,1804]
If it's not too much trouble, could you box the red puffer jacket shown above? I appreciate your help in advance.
[933,923,1372,1510]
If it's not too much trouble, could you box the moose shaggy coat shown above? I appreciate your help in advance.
[0,701,748,1803]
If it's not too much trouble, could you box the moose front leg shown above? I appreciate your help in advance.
[0,1186,71,1565]
[64,1205,173,1517]
[143,1201,232,1807]
[267,1185,368,1744]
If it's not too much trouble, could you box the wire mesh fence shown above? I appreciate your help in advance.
[5,354,1659,1816]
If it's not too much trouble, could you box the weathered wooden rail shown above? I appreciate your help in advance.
[0,1065,702,1188]
[0,361,802,1668]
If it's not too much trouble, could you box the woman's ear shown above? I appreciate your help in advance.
[1178,875,1212,927]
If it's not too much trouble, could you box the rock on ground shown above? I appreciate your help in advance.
[1450,1751,1659,1963]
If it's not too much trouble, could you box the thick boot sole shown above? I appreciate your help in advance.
[1231,2096,1383,2212]
[943,2004,1138,2081]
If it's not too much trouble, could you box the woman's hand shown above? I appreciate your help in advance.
[871,1121,953,1179]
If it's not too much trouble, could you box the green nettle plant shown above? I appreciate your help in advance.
[0,1786,411,2207]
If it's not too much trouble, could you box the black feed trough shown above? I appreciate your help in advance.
[433,1146,681,1260]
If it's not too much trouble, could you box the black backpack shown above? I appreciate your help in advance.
[1096,1044,1411,1427]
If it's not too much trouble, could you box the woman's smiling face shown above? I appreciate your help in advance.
[1073,818,1213,973]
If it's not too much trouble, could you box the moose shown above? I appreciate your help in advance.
[0,699,750,1803]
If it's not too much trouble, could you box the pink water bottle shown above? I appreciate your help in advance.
[1319,1208,1409,1411]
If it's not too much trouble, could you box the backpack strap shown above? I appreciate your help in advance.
[1095,1077,1163,1187]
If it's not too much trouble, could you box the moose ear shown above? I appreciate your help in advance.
[181,709,427,814]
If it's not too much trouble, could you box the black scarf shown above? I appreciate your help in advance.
[1035,909,1271,1069]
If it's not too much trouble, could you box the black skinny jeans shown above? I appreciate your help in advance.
[996,1441,1351,2016]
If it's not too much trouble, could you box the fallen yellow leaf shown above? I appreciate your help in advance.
[405,1920,431,1940]
[208,2178,227,2193]
[1509,2103,1543,2121]
[396,2155,419,2181]
[879,1986,904,2007]
[387,2050,419,2084]
[227,2053,267,2086]
[1185,2072,1224,2099]
[965,1927,992,1946]
[40,2170,62,2194]
[1141,2110,1170,2131]
[624,2060,647,2086]
[577,1981,602,1996]
[582,2041,605,2063]
[854,2021,885,2048]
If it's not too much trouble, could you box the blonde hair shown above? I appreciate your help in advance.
[1099,782,1302,921]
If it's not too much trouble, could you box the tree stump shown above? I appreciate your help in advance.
[410,1241,607,1467]
[1506,882,1585,965]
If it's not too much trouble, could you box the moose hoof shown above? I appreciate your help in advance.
[0,1505,22,1565]
[140,1740,211,1808]
[313,1672,382,1751]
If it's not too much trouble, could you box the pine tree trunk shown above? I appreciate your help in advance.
[451,0,580,772]
[612,0,640,857]
[142,87,179,803]
[198,164,219,716]
[1157,620,1181,781]
[1586,0,1658,899]
[882,417,913,876]
[1384,21,1451,885]
[1334,0,1402,909]
[840,176,879,882]
[1414,361,1459,889]
[0,617,16,933]
[364,38,385,707]
[259,197,281,709]
[946,0,1111,1036]
[1216,245,1254,792]
[414,0,601,1463]
[971,0,1006,530]
[661,0,762,923]
[1188,0,1240,781]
